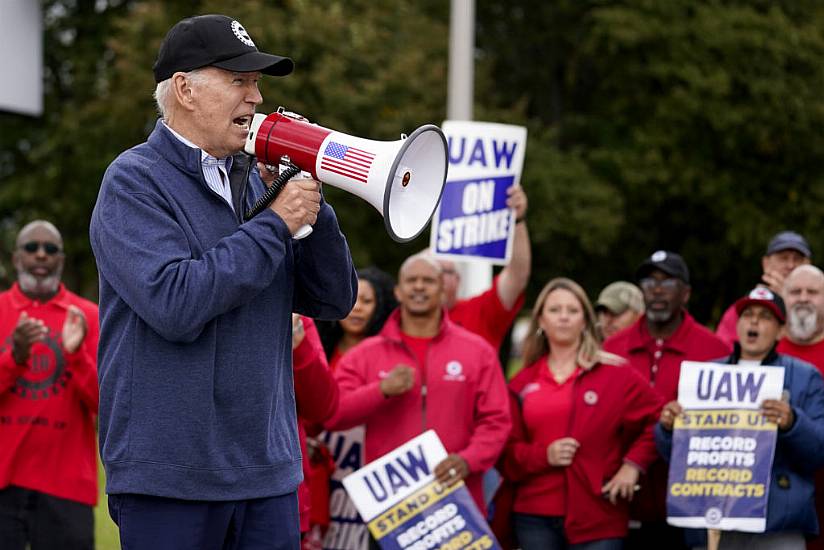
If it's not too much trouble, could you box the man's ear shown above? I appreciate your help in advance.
[172,72,196,111]
[681,285,692,307]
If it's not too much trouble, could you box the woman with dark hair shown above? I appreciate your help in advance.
[305,266,396,550]
[316,266,398,369]
[498,277,662,549]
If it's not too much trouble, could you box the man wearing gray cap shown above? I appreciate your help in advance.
[715,231,812,348]
[90,14,357,548]
[595,281,645,339]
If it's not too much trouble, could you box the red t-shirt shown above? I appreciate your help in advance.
[513,363,579,516]
[0,283,99,506]
[449,275,525,350]
[400,333,432,372]
[777,338,824,377]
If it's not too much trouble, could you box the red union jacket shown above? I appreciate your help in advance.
[602,311,730,522]
[325,308,511,514]
[293,316,339,533]
[0,283,99,506]
[499,356,662,544]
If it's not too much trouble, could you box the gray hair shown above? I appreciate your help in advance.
[16,220,62,247]
[153,68,211,120]
[785,264,824,290]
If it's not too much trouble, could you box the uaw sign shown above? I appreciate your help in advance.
[343,430,500,550]
[429,121,527,264]
[666,361,785,532]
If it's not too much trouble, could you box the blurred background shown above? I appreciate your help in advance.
[4,0,824,324]
[3,1,824,547]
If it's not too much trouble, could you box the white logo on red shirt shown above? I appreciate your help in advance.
[443,361,465,382]
[583,390,598,405]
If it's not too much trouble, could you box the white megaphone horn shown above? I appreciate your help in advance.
[244,108,448,243]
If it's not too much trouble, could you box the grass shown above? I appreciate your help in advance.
[94,458,120,550]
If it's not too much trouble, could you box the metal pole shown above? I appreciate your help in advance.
[447,0,491,298]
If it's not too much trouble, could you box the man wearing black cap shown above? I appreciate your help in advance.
[90,15,357,548]
[715,231,812,348]
[603,250,730,549]
[657,288,824,550]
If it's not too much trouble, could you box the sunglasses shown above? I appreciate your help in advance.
[639,277,680,291]
[20,241,62,255]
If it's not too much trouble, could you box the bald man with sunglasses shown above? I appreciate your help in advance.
[0,220,100,549]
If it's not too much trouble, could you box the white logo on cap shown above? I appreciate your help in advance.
[749,288,774,300]
[651,250,667,262]
[231,21,255,47]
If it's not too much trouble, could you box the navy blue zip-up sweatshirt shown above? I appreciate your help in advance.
[89,120,357,501]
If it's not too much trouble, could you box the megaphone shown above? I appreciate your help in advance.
[244,108,448,243]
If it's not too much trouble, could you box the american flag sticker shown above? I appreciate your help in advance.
[320,141,375,183]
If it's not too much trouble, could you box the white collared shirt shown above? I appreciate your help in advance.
[164,122,234,212]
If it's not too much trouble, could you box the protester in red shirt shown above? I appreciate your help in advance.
[0,221,99,550]
[777,265,824,550]
[497,277,661,549]
[326,252,511,515]
[291,314,338,549]
[310,267,396,550]
[602,250,730,549]
[715,231,811,348]
[439,185,530,351]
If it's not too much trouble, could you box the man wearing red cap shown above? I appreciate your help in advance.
[90,14,357,549]
[658,287,824,549]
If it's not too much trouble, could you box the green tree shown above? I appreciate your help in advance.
[478,0,824,322]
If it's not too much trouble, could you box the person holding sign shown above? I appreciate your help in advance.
[657,288,824,549]
[603,250,731,548]
[499,278,662,549]
[326,252,511,518]
[439,185,531,351]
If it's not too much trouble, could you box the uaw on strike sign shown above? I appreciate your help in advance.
[342,430,500,550]
[667,361,785,532]
[430,121,527,264]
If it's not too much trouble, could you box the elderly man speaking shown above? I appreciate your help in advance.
[90,14,357,549]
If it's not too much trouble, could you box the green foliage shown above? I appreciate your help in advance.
[3,0,824,325]
[478,0,824,321]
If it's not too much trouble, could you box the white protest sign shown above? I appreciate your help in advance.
[430,121,527,265]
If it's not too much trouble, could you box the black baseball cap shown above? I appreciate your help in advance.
[153,15,294,83]
[765,231,811,258]
[734,287,786,324]
[636,250,690,284]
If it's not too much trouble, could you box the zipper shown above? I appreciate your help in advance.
[199,166,237,220]
[421,343,431,432]
[395,338,429,433]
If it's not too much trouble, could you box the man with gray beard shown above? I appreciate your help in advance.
[778,264,824,550]
[0,220,99,549]
[779,265,824,371]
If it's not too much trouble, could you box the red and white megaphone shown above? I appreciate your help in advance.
[244,108,448,243]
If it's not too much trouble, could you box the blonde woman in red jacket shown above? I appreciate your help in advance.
[500,278,662,549]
